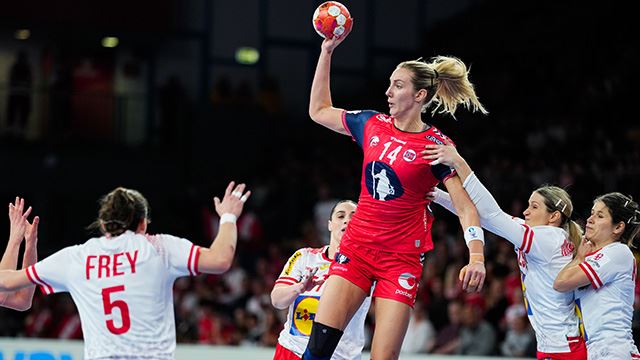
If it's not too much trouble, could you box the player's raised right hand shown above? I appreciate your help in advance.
[321,27,351,53]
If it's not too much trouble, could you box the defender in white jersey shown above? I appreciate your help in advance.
[424,144,587,360]
[271,200,371,360]
[0,182,250,360]
[555,192,640,360]
[0,197,38,311]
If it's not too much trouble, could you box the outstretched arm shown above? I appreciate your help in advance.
[425,145,531,249]
[198,182,251,275]
[309,32,351,134]
[0,198,38,311]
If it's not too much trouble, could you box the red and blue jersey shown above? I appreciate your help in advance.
[341,110,456,254]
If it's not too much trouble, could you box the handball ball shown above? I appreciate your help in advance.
[312,1,353,39]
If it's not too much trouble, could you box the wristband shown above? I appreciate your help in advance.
[220,213,237,225]
[464,226,484,246]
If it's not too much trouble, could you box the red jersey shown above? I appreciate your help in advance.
[341,110,456,254]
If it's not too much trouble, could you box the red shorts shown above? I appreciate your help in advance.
[273,343,301,360]
[328,239,424,307]
[537,336,587,360]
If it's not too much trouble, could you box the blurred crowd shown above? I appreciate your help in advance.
[0,0,638,357]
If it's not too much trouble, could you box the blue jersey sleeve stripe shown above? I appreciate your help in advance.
[344,110,378,147]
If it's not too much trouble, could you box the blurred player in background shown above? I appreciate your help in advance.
[425,143,587,359]
[301,25,488,360]
[0,182,250,360]
[271,199,370,360]
[555,192,640,359]
[0,197,39,311]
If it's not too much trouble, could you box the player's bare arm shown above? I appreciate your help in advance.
[443,176,486,293]
[309,35,351,135]
[198,181,251,274]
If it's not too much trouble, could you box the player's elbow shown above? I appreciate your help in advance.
[553,278,572,292]
[2,295,32,311]
[206,259,232,275]
[198,250,234,275]
[14,299,33,312]
[270,288,290,310]
[270,295,287,310]
[309,107,323,124]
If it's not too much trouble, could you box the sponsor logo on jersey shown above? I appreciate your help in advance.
[364,162,404,201]
[594,253,604,261]
[395,288,413,299]
[426,135,443,145]
[398,272,417,290]
[390,136,407,145]
[284,251,302,275]
[335,252,350,264]
[369,136,380,147]
[290,295,320,336]
[403,150,416,162]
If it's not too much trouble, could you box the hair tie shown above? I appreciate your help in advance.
[429,69,439,88]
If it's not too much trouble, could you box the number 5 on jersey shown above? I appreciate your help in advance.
[102,285,131,335]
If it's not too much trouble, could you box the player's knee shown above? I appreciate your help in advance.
[301,322,344,360]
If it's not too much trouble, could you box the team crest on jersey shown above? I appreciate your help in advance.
[364,162,404,201]
[376,114,391,123]
[398,273,417,290]
[369,136,380,147]
[402,150,416,162]
[290,295,320,336]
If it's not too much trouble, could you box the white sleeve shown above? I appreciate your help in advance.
[431,187,457,215]
[580,245,633,290]
[157,234,201,278]
[26,247,74,295]
[275,249,307,286]
[438,173,552,261]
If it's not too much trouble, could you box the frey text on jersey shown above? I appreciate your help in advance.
[86,251,139,280]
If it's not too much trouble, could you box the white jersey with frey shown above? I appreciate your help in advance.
[435,173,581,353]
[26,230,201,360]
[275,246,371,360]
[574,242,639,359]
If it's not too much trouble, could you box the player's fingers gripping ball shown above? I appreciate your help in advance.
[312,1,353,39]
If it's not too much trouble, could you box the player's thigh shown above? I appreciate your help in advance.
[370,297,412,360]
[314,275,368,330]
